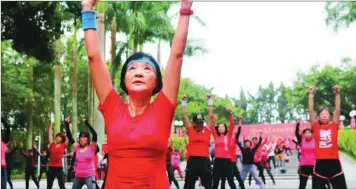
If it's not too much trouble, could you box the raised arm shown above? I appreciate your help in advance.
[19,143,27,157]
[162,0,192,103]
[295,117,302,144]
[226,108,234,138]
[207,94,214,132]
[181,95,191,129]
[48,122,55,144]
[32,142,41,157]
[84,119,98,146]
[308,85,317,128]
[253,133,263,152]
[82,0,114,103]
[333,85,341,126]
[64,117,75,145]
[261,136,268,147]
[1,118,10,144]
[236,126,243,150]
[235,116,243,149]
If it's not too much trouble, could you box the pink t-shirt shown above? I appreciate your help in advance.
[98,89,176,189]
[212,115,234,159]
[253,138,267,163]
[74,144,96,178]
[171,152,181,166]
[299,136,316,166]
[1,142,7,167]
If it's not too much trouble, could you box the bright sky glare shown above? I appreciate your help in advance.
[88,2,356,98]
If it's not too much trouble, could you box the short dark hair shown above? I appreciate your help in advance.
[55,133,66,144]
[317,107,330,116]
[302,128,313,134]
[120,52,162,96]
[78,132,91,148]
[244,140,252,146]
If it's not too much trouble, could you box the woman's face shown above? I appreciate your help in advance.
[194,122,204,132]
[218,124,226,134]
[79,136,89,146]
[303,130,312,139]
[125,62,156,96]
[55,136,63,143]
[318,109,330,124]
[244,141,251,148]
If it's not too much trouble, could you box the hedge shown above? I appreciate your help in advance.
[338,128,356,159]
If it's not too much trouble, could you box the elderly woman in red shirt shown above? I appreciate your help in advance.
[81,0,193,187]
[308,85,346,189]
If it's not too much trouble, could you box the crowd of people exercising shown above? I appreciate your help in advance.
[0,0,349,188]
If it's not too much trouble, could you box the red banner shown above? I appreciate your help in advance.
[238,122,310,149]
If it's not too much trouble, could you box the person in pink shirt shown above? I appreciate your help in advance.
[171,150,184,180]
[208,96,236,189]
[65,117,98,189]
[1,118,10,189]
[248,136,268,186]
[294,117,329,189]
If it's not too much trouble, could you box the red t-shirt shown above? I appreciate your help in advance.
[230,137,237,162]
[314,122,339,159]
[48,143,67,167]
[99,89,176,189]
[187,127,211,157]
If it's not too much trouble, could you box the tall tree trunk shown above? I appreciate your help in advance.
[26,64,34,149]
[94,12,106,145]
[139,44,143,52]
[54,40,62,134]
[54,64,61,134]
[110,17,117,86]
[72,19,78,136]
[157,38,161,66]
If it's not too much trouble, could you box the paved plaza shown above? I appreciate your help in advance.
[6,153,356,189]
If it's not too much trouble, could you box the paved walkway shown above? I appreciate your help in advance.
[8,152,356,189]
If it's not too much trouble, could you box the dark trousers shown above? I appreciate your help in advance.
[262,166,275,185]
[2,167,7,189]
[312,159,346,189]
[167,163,180,189]
[6,168,13,189]
[47,167,65,189]
[268,156,276,169]
[185,156,212,189]
[38,166,47,182]
[221,162,245,189]
[212,158,236,189]
[25,167,39,189]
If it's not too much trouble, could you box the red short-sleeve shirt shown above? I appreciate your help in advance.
[99,89,177,189]
[187,127,211,157]
[314,122,339,159]
[48,143,67,167]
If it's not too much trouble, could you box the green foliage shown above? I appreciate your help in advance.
[1,2,78,62]
[171,136,187,160]
[290,62,355,124]
[325,2,356,31]
[338,129,356,158]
